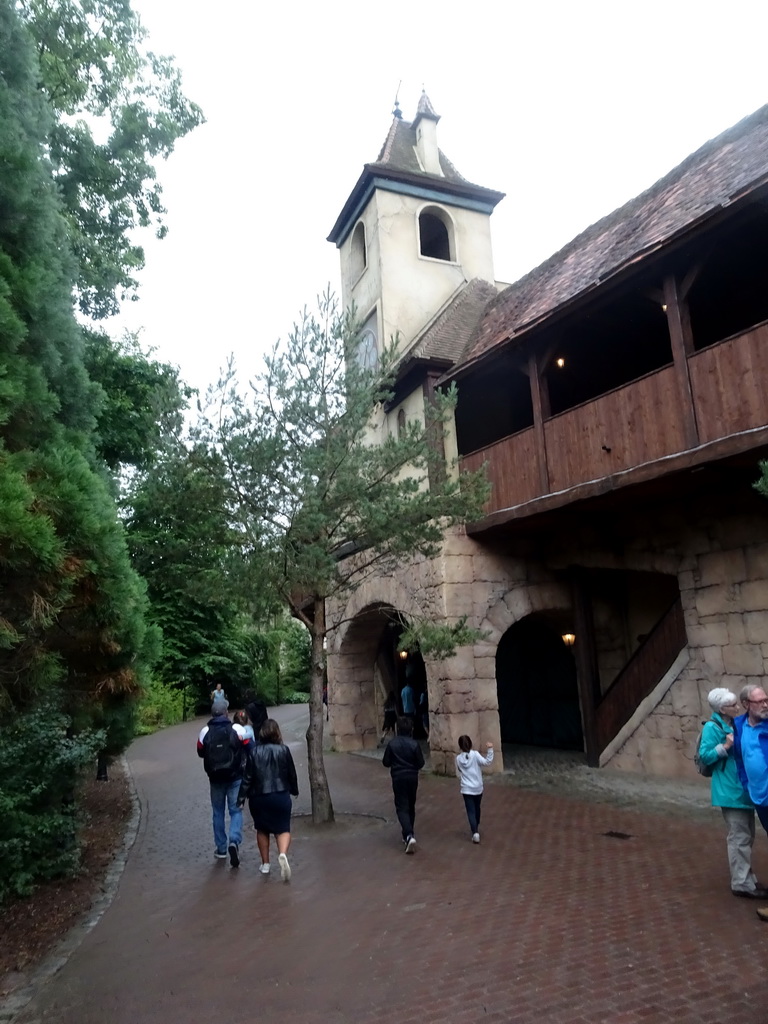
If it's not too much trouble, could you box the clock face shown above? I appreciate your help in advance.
[357,329,378,371]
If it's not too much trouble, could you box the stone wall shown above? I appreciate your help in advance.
[326,498,768,780]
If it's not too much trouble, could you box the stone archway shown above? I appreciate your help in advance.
[329,603,425,752]
[496,613,582,750]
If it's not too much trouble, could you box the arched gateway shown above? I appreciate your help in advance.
[328,603,427,752]
[496,614,582,751]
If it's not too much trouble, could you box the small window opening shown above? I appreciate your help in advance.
[350,222,367,280]
[397,408,406,438]
[419,208,454,261]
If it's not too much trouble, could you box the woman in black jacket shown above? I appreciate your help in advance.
[237,718,298,881]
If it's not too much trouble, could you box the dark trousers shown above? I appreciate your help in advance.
[392,774,418,841]
[463,793,483,833]
[755,804,768,837]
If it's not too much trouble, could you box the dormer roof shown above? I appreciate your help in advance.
[412,90,441,130]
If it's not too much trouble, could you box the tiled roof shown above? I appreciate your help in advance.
[457,104,768,369]
[372,114,470,184]
[403,279,500,367]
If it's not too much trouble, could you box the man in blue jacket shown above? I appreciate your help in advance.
[732,684,768,923]
[732,684,768,840]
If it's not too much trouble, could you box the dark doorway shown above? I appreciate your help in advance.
[496,616,583,750]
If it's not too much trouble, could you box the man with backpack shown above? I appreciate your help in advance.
[197,698,247,866]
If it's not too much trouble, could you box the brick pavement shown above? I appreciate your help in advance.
[12,709,768,1024]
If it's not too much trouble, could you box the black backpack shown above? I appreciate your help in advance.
[205,721,240,781]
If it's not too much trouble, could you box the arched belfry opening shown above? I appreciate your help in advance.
[418,206,455,261]
[332,605,427,750]
[496,613,583,751]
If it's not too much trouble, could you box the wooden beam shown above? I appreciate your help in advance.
[569,569,601,767]
[663,274,699,448]
[527,351,551,492]
[422,371,447,488]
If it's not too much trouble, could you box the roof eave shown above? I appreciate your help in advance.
[327,164,505,247]
[445,171,768,384]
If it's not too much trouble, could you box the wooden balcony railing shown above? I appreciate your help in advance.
[460,321,768,520]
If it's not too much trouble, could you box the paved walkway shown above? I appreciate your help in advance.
[12,707,768,1024]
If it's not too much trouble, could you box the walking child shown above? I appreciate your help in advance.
[455,735,494,843]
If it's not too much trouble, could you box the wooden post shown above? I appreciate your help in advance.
[527,351,551,494]
[663,274,699,449]
[422,371,447,488]
[569,568,601,766]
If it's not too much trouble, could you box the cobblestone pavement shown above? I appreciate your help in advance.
[13,707,768,1024]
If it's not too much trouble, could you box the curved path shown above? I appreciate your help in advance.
[13,707,768,1024]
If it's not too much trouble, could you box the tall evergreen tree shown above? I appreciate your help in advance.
[196,295,489,823]
[0,0,154,766]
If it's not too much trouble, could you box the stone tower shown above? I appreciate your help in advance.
[327,92,505,370]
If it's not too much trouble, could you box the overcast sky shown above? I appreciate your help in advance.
[115,0,768,394]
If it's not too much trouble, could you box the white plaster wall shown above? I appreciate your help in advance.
[375,191,495,355]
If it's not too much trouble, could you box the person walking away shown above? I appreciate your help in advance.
[400,678,416,719]
[382,716,424,853]
[245,694,268,738]
[379,691,397,746]
[455,735,494,843]
[233,709,255,749]
[698,688,766,898]
[238,718,299,881]
[197,699,247,866]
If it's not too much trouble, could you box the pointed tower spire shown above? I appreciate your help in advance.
[412,89,442,175]
[413,89,440,126]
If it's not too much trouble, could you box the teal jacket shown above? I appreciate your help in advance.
[699,712,753,810]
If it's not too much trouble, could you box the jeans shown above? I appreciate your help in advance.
[392,774,418,841]
[463,793,483,834]
[210,777,243,852]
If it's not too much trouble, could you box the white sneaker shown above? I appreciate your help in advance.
[259,862,270,874]
[405,836,417,854]
[472,832,480,844]
[278,852,291,881]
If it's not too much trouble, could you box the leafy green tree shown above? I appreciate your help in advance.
[195,294,489,823]
[123,446,275,710]
[83,330,193,474]
[0,0,158,897]
[17,0,204,318]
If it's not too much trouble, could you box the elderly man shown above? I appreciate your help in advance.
[732,684,768,922]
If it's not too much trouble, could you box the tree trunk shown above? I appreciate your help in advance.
[96,752,109,781]
[306,599,334,823]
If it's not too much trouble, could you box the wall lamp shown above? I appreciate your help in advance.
[562,633,576,647]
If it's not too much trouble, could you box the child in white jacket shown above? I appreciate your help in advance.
[455,735,494,843]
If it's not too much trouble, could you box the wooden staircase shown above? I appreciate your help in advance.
[586,596,687,765]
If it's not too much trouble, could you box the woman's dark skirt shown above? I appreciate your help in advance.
[248,790,292,835]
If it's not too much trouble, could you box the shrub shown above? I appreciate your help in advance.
[135,679,186,734]
[283,691,309,705]
[0,703,104,903]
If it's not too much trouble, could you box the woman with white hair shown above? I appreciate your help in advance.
[699,687,767,898]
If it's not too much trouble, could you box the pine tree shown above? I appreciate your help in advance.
[196,295,489,822]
